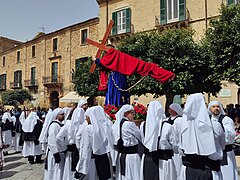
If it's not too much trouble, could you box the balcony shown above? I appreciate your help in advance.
[42,76,63,88]
[24,79,38,87]
[10,82,22,89]
[0,84,6,91]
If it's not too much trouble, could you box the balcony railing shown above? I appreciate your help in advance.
[24,79,38,87]
[10,81,22,89]
[42,76,63,87]
[0,84,6,91]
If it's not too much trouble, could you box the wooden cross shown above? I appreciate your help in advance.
[88,20,114,73]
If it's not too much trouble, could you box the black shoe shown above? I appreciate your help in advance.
[35,160,44,164]
[29,160,35,164]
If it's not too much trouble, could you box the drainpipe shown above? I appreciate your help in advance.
[205,0,208,30]
[205,0,211,103]
[106,0,109,29]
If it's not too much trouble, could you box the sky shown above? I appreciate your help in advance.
[0,0,99,42]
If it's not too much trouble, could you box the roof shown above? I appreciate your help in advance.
[60,91,88,103]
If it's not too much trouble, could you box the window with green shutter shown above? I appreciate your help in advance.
[179,0,185,21]
[160,0,167,24]
[14,70,22,87]
[160,0,185,25]
[31,67,36,85]
[112,8,131,35]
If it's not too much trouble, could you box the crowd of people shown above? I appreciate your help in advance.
[0,93,239,180]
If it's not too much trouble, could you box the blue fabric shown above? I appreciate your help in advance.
[105,71,130,107]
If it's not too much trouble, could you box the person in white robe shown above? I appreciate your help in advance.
[63,107,72,124]
[166,103,183,178]
[0,124,10,172]
[2,110,15,154]
[69,99,88,145]
[112,104,141,180]
[39,108,53,153]
[13,107,22,153]
[44,108,66,180]
[140,101,177,180]
[56,106,85,180]
[208,101,238,180]
[20,109,43,164]
[179,93,221,180]
[75,106,112,180]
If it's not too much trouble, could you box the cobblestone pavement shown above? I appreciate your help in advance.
[0,151,240,180]
[0,151,45,180]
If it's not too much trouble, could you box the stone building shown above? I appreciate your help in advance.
[0,17,99,108]
[96,0,240,107]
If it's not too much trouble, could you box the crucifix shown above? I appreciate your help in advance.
[86,21,175,106]
[89,20,114,73]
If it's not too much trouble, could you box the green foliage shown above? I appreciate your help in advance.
[1,89,32,106]
[118,29,221,98]
[206,4,240,85]
[73,57,105,97]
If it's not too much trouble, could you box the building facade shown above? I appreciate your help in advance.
[0,18,99,108]
[96,0,240,107]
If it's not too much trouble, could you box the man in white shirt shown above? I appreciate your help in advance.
[208,101,238,180]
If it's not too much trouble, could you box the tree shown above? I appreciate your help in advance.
[206,4,240,85]
[118,29,221,109]
[1,89,32,107]
[73,57,105,97]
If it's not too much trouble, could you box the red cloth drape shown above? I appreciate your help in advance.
[98,69,108,91]
[99,48,175,84]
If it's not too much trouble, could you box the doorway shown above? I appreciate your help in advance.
[50,91,59,109]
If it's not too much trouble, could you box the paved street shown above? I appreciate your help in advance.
[0,151,240,180]
[0,151,45,180]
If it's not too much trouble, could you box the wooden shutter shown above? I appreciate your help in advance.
[179,0,186,21]
[160,0,167,25]
[112,12,117,35]
[126,8,131,33]
[19,71,22,86]
[14,71,17,84]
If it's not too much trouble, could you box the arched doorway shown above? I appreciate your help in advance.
[50,91,59,109]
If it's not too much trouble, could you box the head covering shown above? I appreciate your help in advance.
[2,111,15,123]
[78,99,88,108]
[68,100,86,144]
[63,107,72,123]
[85,106,108,154]
[169,103,183,116]
[144,101,166,151]
[208,101,225,116]
[181,93,216,155]
[94,106,114,151]
[39,108,63,143]
[22,111,39,132]
[112,104,134,144]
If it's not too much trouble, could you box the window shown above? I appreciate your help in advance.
[167,0,178,22]
[14,70,22,87]
[81,29,88,45]
[31,67,36,84]
[112,8,131,35]
[0,74,6,89]
[17,51,20,62]
[32,45,36,58]
[2,56,5,67]
[53,38,58,51]
[160,0,185,25]
[228,0,240,4]
[51,62,58,82]
[75,57,88,70]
